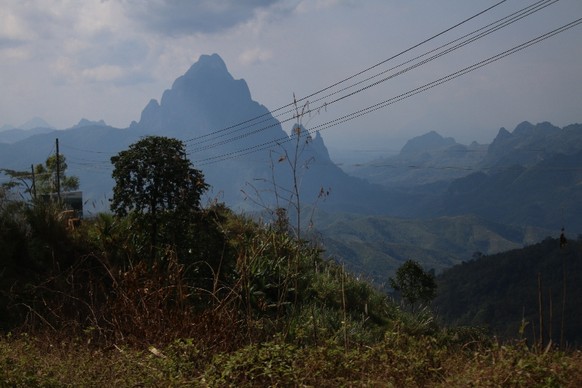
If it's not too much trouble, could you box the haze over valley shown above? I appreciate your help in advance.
[1,0,581,303]
[2,51,581,282]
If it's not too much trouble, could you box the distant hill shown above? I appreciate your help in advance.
[440,150,582,230]
[0,127,55,144]
[314,211,551,283]
[17,117,54,131]
[349,121,582,232]
[72,119,108,129]
[482,121,582,168]
[351,131,487,187]
[434,236,582,345]
[0,117,56,144]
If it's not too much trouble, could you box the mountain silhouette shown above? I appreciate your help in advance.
[0,54,392,216]
[349,121,582,231]
[1,54,581,233]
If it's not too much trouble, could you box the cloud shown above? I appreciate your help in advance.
[0,1,155,88]
[0,37,26,50]
[74,63,153,86]
[238,47,272,66]
[294,0,349,14]
[0,6,38,42]
[75,35,151,69]
[81,64,125,82]
[120,0,283,36]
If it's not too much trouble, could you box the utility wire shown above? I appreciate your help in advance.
[308,17,582,136]
[7,2,570,172]
[191,17,582,166]
[60,144,117,155]
[21,1,548,162]
[182,0,509,146]
[185,0,557,153]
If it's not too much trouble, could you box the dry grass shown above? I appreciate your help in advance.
[2,332,582,387]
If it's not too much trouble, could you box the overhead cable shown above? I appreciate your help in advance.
[182,0,509,146]
[191,17,582,166]
[185,0,556,153]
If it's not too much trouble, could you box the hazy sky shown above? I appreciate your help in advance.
[1,0,581,160]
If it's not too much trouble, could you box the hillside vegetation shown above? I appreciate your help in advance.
[315,211,551,282]
[434,236,582,346]
[1,192,582,385]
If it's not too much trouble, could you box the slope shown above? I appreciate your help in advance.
[434,237,582,345]
[314,211,551,283]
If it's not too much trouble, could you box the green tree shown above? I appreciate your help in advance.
[34,154,79,195]
[1,154,79,200]
[110,136,209,250]
[389,259,437,310]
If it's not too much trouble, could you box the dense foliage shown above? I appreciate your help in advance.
[390,259,437,309]
[110,136,207,218]
[315,211,550,283]
[0,191,581,384]
[110,136,209,254]
[434,236,582,346]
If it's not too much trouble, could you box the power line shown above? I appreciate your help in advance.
[10,2,574,173]
[191,16,582,166]
[185,0,557,153]
[181,0,510,146]
[31,1,560,164]
[60,144,117,155]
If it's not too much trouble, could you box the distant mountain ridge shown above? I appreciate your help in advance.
[0,127,55,144]
[72,119,107,129]
[353,121,582,187]
[1,53,581,283]
[400,130,456,155]
[352,131,487,187]
[483,121,582,168]
[0,54,391,216]
[349,121,582,231]
[0,117,56,144]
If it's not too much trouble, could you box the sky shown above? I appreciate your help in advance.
[1,0,581,162]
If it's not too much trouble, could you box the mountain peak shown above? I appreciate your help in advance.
[512,121,534,135]
[19,117,54,130]
[182,53,232,83]
[513,121,560,137]
[400,130,456,155]
[134,53,258,135]
[72,118,107,129]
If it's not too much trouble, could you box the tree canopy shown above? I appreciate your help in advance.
[110,136,208,217]
[110,136,209,252]
[390,259,437,309]
[1,154,79,199]
[35,154,79,195]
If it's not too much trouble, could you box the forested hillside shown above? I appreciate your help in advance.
[315,212,551,282]
[434,236,582,346]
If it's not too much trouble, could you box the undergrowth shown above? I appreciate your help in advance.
[2,331,581,387]
[1,203,582,386]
